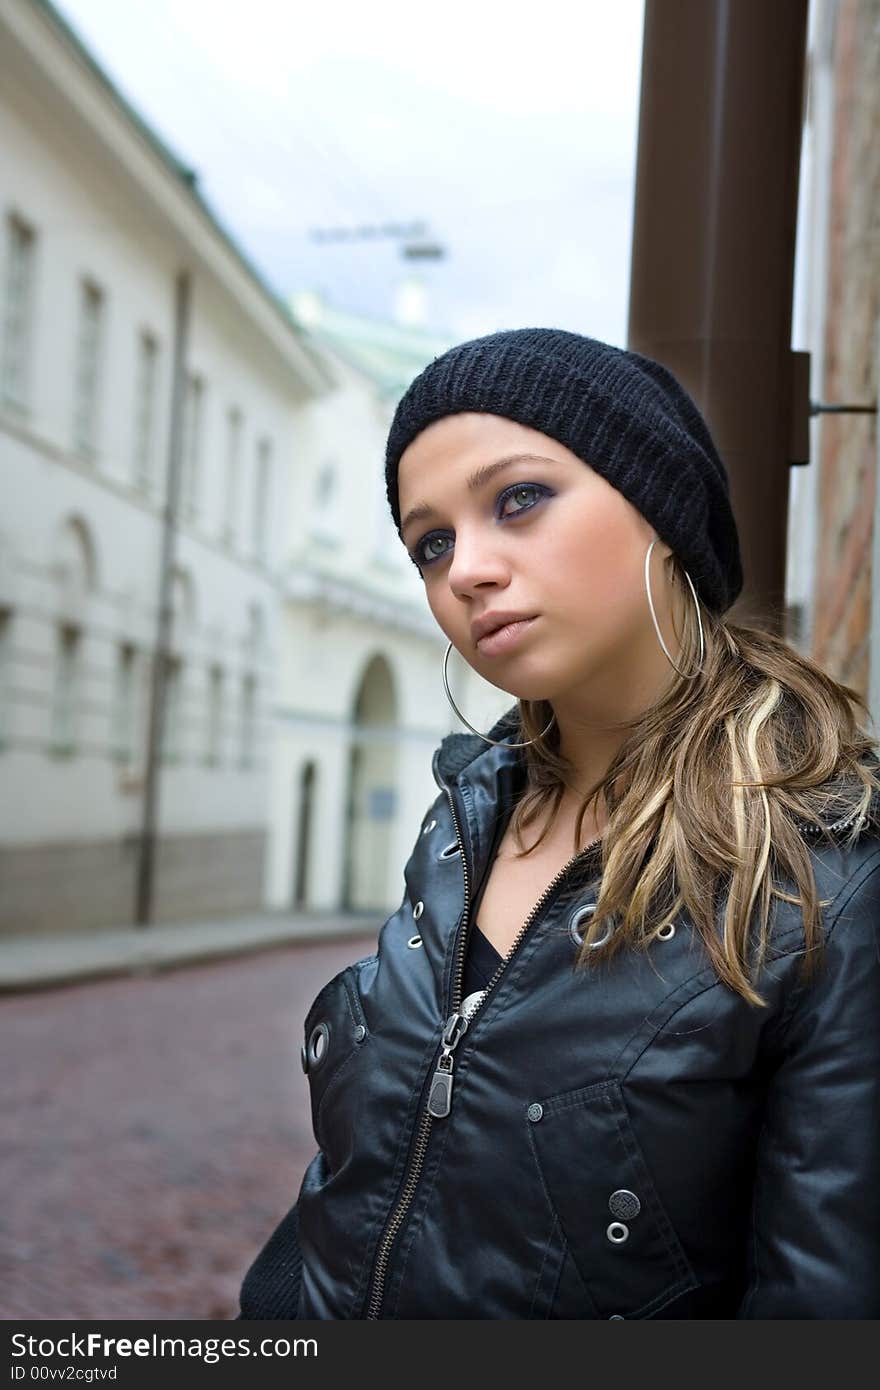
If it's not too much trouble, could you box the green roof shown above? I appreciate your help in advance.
[288,296,455,398]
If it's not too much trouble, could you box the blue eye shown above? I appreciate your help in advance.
[410,482,551,569]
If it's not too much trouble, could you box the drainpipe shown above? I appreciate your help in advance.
[135,269,192,925]
[628,0,810,631]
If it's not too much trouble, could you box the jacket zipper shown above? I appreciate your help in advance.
[799,810,865,834]
[364,781,602,1319]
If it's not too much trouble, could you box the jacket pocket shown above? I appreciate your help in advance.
[526,1078,699,1319]
[301,954,377,1168]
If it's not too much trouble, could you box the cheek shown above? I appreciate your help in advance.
[426,591,458,644]
[544,503,643,617]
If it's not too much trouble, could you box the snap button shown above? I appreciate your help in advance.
[606,1221,629,1244]
[306,1021,330,1070]
[656,922,676,940]
[527,1102,543,1122]
[413,900,424,920]
[407,935,423,949]
[608,1189,641,1220]
[353,1024,366,1043]
[300,1042,309,1074]
[422,819,437,835]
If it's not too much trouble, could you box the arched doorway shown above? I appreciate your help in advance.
[342,654,398,912]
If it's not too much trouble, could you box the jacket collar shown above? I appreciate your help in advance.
[431,704,523,792]
[430,705,880,844]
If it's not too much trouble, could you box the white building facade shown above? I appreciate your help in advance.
[266,301,510,918]
[0,0,506,938]
[0,0,334,934]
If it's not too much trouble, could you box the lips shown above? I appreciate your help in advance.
[475,616,538,657]
[470,611,537,645]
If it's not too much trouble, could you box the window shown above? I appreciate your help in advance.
[316,460,335,507]
[222,407,243,546]
[112,642,136,762]
[310,458,342,545]
[1,214,36,412]
[73,280,104,457]
[0,608,11,746]
[205,663,223,765]
[180,373,204,519]
[160,654,183,762]
[252,437,272,560]
[50,623,80,752]
[244,602,264,662]
[240,672,256,768]
[132,332,158,493]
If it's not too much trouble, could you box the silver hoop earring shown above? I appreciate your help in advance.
[441,641,555,748]
[645,538,705,678]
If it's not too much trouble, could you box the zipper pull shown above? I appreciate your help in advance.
[427,1011,469,1118]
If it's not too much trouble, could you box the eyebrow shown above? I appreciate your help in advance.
[400,453,559,540]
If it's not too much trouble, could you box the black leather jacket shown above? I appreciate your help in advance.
[239,712,880,1319]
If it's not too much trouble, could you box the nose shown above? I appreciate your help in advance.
[447,524,510,597]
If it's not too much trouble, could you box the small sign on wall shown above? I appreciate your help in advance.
[368,787,396,820]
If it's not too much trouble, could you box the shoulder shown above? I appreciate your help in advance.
[769,817,880,953]
[813,832,880,964]
[764,826,880,1038]
[723,801,880,1030]
[798,765,880,929]
[767,847,880,1107]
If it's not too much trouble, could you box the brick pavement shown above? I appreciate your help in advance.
[0,932,377,1320]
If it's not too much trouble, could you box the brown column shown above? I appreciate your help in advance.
[628,0,810,631]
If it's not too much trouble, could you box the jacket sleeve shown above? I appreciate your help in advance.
[238,1199,303,1320]
[736,853,880,1318]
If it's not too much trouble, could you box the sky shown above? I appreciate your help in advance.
[54,0,646,345]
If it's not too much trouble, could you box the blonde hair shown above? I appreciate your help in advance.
[509,557,880,1006]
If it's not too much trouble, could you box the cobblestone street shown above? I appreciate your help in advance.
[1,932,377,1320]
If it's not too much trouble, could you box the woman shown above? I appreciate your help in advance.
[239,328,880,1320]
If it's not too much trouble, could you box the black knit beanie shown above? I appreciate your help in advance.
[385,327,743,615]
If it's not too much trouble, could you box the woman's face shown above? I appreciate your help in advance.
[396,411,683,713]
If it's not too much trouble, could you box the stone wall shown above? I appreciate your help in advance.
[0,830,266,936]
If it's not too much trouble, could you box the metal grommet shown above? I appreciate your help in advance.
[588,924,614,949]
[608,1189,641,1220]
[407,935,423,949]
[608,1314,625,1320]
[606,1221,630,1244]
[569,901,612,949]
[353,1024,366,1043]
[568,901,596,947]
[527,1102,543,1122]
[412,900,424,920]
[422,819,437,835]
[300,1042,309,1074]
[657,922,676,941]
[439,841,461,860]
[306,1021,330,1070]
